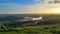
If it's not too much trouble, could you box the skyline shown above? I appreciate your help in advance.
[0,0,60,14]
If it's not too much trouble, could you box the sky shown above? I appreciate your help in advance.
[0,0,60,14]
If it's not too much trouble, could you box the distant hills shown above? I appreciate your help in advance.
[0,14,60,22]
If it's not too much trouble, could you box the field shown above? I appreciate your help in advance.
[0,14,60,34]
[0,25,60,34]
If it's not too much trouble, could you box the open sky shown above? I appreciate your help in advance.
[0,0,60,14]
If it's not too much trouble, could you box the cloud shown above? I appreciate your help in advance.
[48,0,60,4]
[0,0,60,14]
[22,0,60,14]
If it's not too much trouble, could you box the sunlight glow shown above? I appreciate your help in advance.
[56,8,60,13]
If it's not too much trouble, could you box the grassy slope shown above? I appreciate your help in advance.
[0,25,60,34]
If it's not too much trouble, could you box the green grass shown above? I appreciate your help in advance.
[0,25,60,34]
